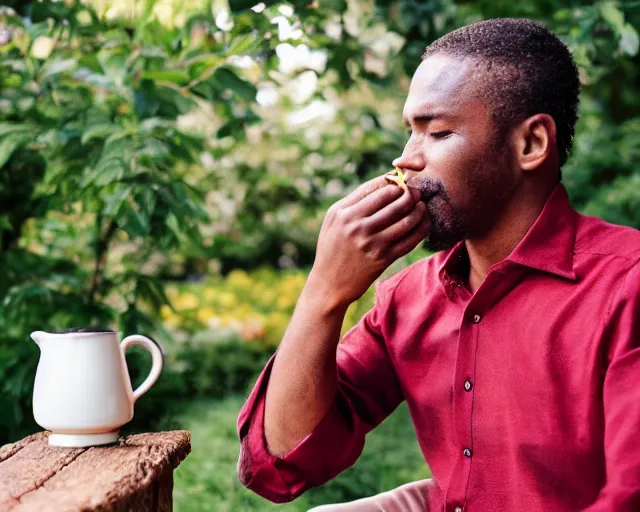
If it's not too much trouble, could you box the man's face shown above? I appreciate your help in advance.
[393,54,517,251]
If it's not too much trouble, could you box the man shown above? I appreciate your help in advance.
[237,18,640,511]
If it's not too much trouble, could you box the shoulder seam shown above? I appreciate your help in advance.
[604,258,640,323]
[380,259,429,309]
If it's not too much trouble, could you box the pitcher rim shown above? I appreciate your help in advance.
[32,330,120,337]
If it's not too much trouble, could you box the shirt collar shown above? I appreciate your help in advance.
[438,183,578,295]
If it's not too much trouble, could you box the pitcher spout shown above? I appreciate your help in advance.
[30,331,49,347]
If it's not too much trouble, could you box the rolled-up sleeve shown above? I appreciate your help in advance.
[236,279,404,503]
[585,261,640,511]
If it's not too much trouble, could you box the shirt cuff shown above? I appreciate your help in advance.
[237,353,364,503]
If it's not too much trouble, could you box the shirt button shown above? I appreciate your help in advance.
[463,448,472,458]
[464,380,473,392]
[473,314,481,323]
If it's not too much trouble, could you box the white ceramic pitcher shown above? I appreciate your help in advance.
[31,330,163,447]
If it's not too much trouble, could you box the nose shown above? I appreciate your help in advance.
[392,139,425,173]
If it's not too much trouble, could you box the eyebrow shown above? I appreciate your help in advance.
[402,112,449,127]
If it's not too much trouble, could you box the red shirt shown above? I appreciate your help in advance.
[237,184,640,511]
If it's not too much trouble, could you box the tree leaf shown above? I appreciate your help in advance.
[0,123,31,138]
[103,185,131,217]
[40,58,77,80]
[620,24,639,57]
[134,79,161,119]
[213,66,256,101]
[121,201,149,238]
[0,132,32,168]
[81,124,119,144]
[141,69,191,85]
[0,215,12,232]
[229,0,258,12]
[599,2,625,33]
[226,33,259,55]
[135,275,173,311]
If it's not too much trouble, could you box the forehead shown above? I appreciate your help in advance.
[403,54,484,121]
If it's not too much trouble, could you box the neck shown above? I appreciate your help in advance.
[465,180,558,294]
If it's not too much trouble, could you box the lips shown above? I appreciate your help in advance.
[410,177,441,203]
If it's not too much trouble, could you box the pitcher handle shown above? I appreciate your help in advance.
[120,334,164,402]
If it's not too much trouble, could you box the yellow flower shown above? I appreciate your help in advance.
[204,287,217,302]
[250,282,268,300]
[160,305,173,320]
[276,294,297,310]
[166,285,180,301]
[279,274,305,297]
[218,291,237,309]
[256,289,277,307]
[196,306,217,325]
[163,312,182,328]
[174,292,199,311]
[231,304,254,319]
[226,269,253,291]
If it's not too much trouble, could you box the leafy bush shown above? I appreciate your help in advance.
[159,266,377,345]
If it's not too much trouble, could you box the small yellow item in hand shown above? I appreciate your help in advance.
[385,168,408,191]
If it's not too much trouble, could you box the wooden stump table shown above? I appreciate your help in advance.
[0,431,191,512]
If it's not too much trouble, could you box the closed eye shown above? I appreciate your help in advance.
[430,131,452,139]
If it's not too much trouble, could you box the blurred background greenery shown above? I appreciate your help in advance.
[0,0,638,509]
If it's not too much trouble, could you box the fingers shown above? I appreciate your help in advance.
[339,176,395,209]
[386,215,431,260]
[362,188,419,232]
[345,184,404,218]
[376,200,428,241]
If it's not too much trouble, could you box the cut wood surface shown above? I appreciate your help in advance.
[0,431,191,512]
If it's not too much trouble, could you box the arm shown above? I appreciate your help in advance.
[237,177,430,502]
[265,176,428,457]
[584,261,640,511]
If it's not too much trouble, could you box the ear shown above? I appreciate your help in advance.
[512,114,557,172]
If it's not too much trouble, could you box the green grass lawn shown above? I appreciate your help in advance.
[173,396,429,512]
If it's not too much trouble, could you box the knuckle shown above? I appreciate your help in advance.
[357,237,371,253]
[334,207,348,224]
[370,247,384,261]
[346,220,362,237]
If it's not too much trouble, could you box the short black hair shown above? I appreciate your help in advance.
[423,18,580,169]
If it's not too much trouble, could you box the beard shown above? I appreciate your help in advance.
[415,143,514,252]
[419,182,468,252]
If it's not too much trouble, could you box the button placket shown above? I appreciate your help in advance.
[448,304,481,505]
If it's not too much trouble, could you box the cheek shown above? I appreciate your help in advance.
[423,137,483,202]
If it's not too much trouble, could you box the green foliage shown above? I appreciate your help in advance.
[0,0,258,442]
[160,265,382,346]
[1,0,639,449]
[121,338,274,436]
[172,396,427,511]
